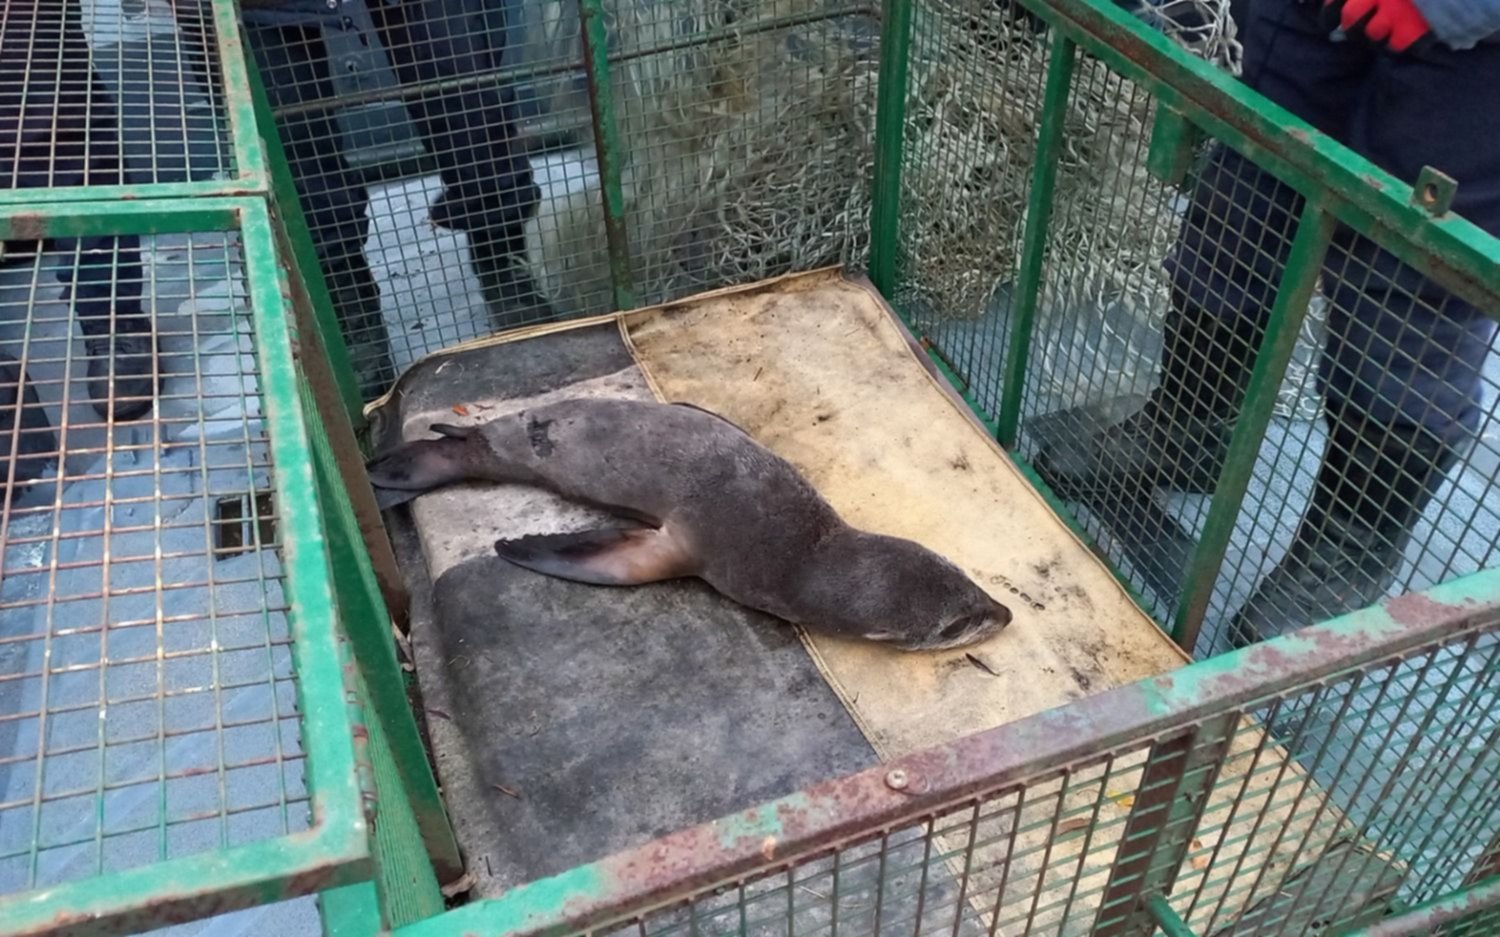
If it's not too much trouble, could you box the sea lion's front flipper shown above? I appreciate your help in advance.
[494,527,696,586]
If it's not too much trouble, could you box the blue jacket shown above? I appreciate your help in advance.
[1413,0,1500,48]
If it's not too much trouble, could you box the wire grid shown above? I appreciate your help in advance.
[252,0,881,405]
[1019,131,1311,627]
[0,229,307,895]
[561,624,1499,937]
[1201,245,1500,654]
[888,4,1305,622]
[1440,900,1500,937]
[893,0,1049,364]
[0,0,235,193]
[893,0,1242,327]
[596,0,879,317]
[249,0,571,401]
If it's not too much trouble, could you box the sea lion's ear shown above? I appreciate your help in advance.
[495,527,697,586]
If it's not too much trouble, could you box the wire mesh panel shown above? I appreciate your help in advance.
[0,200,365,935]
[251,0,882,403]
[248,0,587,400]
[392,575,1500,937]
[593,0,879,314]
[888,0,1500,643]
[0,0,263,206]
[588,631,1495,937]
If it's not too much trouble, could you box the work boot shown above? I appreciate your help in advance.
[1228,411,1458,647]
[468,225,554,329]
[324,255,394,401]
[76,301,157,422]
[85,332,157,421]
[1033,296,1262,504]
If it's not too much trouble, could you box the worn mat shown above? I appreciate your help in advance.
[371,269,1381,929]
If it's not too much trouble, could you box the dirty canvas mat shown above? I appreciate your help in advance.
[368,320,886,893]
[620,270,1377,932]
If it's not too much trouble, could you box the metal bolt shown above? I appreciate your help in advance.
[885,768,909,791]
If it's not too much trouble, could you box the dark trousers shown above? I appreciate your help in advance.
[1,0,145,336]
[1164,0,1500,447]
[242,0,540,312]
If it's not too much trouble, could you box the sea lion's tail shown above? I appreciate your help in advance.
[366,423,477,510]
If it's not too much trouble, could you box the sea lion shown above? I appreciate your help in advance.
[366,397,1012,650]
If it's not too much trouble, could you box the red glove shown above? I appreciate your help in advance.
[1323,0,1433,52]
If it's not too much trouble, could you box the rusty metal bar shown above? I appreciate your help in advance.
[1093,713,1237,936]
[393,568,1500,937]
[1338,874,1500,937]
[1468,831,1500,889]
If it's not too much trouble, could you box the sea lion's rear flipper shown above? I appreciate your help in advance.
[494,527,696,586]
[366,436,473,510]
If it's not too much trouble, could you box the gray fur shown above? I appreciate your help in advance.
[366,398,1012,650]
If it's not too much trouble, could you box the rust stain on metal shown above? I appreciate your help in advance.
[7,213,46,243]
[31,862,345,936]
[1383,590,1470,628]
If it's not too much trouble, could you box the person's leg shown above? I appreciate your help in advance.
[1230,36,1500,644]
[242,17,395,399]
[29,1,158,420]
[1034,0,1372,511]
[372,0,552,323]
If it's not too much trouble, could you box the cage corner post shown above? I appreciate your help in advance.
[868,0,914,300]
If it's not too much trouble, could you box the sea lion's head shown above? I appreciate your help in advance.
[799,530,1013,651]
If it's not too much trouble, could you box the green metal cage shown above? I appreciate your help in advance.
[2,0,1499,932]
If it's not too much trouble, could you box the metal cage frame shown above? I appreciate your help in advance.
[0,198,369,934]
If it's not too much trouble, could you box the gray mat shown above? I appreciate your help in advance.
[372,321,883,895]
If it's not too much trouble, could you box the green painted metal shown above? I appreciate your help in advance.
[319,882,387,937]
[208,0,271,189]
[867,0,914,296]
[1413,166,1459,217]
[0,200,243,240]
[994,32,1078,449]
[1144,892,1200,937]
[390,565,1500,937]
[1146,105,1203,188]
[0,177,261,208]
[249,52,369,426]
[0,0,268,208]
[394,862,609,937]
[305,388,464,883]
[0,199,370,935]
[1015,0,1500,310]
[578,0,638,312]
[332,620,446,928]
[1169,203,1337,649]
